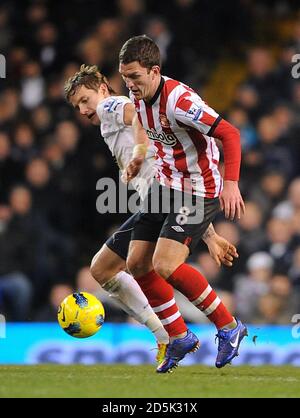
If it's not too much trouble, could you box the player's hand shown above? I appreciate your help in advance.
[206,233,239,267]
[219,180,245,220]
[123,156,144,183]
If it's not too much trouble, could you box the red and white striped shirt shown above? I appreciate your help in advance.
[131,76,238,198]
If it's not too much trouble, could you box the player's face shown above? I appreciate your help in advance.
[70,85,107,125]
[119,61,160,102]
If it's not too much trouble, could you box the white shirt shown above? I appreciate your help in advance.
[96,96,156,200]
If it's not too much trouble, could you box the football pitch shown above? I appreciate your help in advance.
[0,365,299,398]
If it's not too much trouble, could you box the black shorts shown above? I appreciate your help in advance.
[132,184,220,253]
[105,212,141,260]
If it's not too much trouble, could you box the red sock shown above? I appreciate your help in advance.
[135,270,187,337]
[168,263,234,329]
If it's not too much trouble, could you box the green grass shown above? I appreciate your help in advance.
[0,365,299,398]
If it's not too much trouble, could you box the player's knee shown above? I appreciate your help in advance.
[152,260,173,280]
[90,257,109,285]
[127,257,149,278]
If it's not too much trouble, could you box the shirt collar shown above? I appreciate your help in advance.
[144,76,165,106]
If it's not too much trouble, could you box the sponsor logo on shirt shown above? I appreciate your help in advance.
[146,129,177,146]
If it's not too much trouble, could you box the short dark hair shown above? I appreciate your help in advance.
[119,35,161,69]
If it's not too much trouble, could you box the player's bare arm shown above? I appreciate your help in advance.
[124,113,148,182]
[123,102,136,126]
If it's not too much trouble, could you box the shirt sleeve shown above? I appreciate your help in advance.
[97,96,131,137]
[175,92,221,135]
[175,91,241,181]
[213,119,241,181]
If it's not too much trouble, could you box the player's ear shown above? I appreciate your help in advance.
[151,66,160,78]
[100,83,108,95]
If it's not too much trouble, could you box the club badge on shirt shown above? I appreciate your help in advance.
[159,113,171,128]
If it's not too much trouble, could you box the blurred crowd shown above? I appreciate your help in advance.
[0,0,300,325]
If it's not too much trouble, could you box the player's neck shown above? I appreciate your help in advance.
[144,76,163,104]
[98,95,109,104]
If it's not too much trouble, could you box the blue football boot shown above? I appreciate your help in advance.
[156,329,200,373]
[215,318,248,368]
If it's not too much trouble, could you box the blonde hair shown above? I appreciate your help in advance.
[64,64,115,101]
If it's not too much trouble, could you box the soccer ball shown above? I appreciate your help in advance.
[57,292,105,338]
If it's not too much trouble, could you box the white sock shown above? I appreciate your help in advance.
[145,314,169,344]
[103,271,169,344]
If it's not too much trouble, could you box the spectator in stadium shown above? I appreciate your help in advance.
[256,115,295,178]
[227,107,258,152]
[0,131,23,200]
[31,105,52,138]
[0,88,21,129]
[255,273,297,325]
[234,251,274,322]
[247,170,287,217]
[25,157,64,231]
[20,61,45,110]
[288,246,300,288]
[244,47,278,112]
[0,194,33,321]
[266,216,296,273]
[237,201,267,256]
[255,293,288,324]
[273,177,300,220]
[34,283,73,322]
[233,84,260,124]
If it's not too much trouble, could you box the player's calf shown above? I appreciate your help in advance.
[90,245,125,285]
